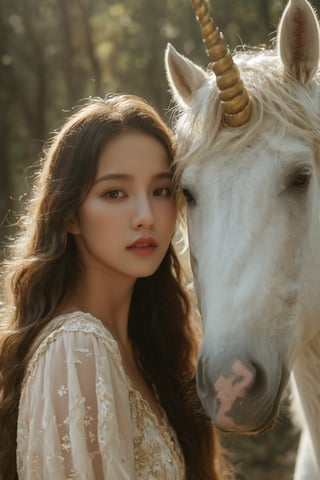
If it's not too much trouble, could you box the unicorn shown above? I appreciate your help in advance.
[165,0,320,478]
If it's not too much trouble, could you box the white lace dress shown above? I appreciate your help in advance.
[17,312,186,479]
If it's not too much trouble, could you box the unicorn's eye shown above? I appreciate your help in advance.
[292,167,312,189]
[182,188,196,206]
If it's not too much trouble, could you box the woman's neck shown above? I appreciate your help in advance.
[60,266,135,347]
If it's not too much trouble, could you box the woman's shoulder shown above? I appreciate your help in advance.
[52,310,116,342]
[39,310,118,347]
[25,311,121,380]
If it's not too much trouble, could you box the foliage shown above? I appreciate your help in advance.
[1,0,306,246]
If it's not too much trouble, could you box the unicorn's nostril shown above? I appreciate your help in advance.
[196,357,270,425]
[196,349,287,433]
[248,361,267,396]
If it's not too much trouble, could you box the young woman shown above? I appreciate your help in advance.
[0,94,228,479]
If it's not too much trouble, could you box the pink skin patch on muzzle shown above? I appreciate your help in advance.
[213,360,253,429]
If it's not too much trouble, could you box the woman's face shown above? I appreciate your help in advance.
[71,131,177,281]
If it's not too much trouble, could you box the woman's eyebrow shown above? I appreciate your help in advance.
[95,172,172,184]
[154,172,173,180]
[94,173,131,184]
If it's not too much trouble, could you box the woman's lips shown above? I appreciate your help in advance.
[127,237,158,255]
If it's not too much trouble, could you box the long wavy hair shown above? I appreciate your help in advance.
[0,94,227,479]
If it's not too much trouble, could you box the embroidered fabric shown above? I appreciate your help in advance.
[17,312,186,479]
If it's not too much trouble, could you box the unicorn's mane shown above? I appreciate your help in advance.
[173,48,320,175]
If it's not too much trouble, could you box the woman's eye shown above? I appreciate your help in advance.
[292,167,312,189]
[182,188,196,206]
[154,187,171,197]
[104,190,125,199]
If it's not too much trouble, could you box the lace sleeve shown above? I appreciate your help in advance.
[17,328,135,480]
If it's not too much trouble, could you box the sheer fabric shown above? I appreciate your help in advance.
[17,312,185,479]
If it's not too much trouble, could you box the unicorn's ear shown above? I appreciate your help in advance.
[165,43,207,107]
[278,0,320,83]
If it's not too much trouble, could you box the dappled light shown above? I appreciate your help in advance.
[2,1,320,478]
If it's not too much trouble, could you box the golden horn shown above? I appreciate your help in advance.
[191,0,252,127]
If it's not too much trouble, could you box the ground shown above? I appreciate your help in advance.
[221,400,300,479]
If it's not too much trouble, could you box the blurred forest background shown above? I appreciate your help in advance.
[1,0,319,477]
[5,0,320,249]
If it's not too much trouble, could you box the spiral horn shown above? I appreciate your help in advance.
[192,0,252,127]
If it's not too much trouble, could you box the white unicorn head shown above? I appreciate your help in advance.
[166,0,320,476]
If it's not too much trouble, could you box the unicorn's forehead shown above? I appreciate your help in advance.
[180,163,202,184]
[180,132,314,190]
[258,130,313,156]
[269,139,313,158]
[176,102,317,178]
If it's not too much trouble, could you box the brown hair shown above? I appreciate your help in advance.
[0,94,227,479]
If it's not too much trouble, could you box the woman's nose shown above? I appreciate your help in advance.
[132,194,154,229]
